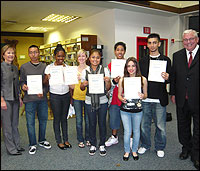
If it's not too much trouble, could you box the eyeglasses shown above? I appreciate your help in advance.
[29,51,39,55]
[183,37,195,42]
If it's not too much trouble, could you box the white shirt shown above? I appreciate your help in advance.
[186,44,199,63]
[81,65,110,105]
[45,62,69,95]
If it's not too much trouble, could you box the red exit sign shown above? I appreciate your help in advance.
[143,27,151,34]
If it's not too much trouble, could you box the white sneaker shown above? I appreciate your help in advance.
[39,141,51,149]
[157,150,165,158]
[105,135,118,147]
[130,138,133,150]
[138,147,147,154]
[89,146,96,156]
[29,146,36,155]
[99,146,106,156]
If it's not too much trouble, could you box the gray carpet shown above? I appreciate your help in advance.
[1,100,196,170]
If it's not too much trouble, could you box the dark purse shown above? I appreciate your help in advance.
[121,99,142,110]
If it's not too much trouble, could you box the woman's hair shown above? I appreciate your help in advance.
[90,49,101,57]
[114,42,126,51]
[1,44,16,62]
[54,44,66,56]
[122,57,143,89]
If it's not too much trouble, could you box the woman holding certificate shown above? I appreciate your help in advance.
[44,44,72,150]
[80,49,111,156]
[118,57,147,161]
[71,49,90,148]
[1,44,24,155]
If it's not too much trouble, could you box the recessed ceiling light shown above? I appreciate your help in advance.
[42,14,80,23]
[25,26,54,32]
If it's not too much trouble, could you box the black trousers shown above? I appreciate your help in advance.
[50,92,70,144]
[176,99,199,161]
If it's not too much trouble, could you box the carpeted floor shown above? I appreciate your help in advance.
[1,100,196,170]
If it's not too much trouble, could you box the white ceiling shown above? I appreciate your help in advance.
[1,1,199,33]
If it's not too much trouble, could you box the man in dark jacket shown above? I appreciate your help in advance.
[170,29,199,170]
[138,33,171,158]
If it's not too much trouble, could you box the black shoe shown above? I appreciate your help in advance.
[64,143,72,148]
[123,153,129,161]
[191,157,199,170]
[17,148,25,152]
[193,160,199,170]
[10,151,22,155]
[133,154,139,161]
[179,151,190,160]
[57,144,67,150]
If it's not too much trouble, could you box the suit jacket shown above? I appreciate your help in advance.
[1,61,20,101]
[139,54,171,106]
[169,47,199,112]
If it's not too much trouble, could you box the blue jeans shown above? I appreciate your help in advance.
[50,93,70,144]
[73,99,89,143]
[140,102,166,151]
[109,105,121,130]
[120,110,143,153]
[25,100,48,146]
[85,103,108,147]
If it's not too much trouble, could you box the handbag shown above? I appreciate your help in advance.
[121,99,142,110]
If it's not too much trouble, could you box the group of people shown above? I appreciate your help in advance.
[1,29,199,170]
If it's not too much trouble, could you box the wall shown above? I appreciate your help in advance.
[114,9,183,60]
[44,9,115,66]
[1,36,44,68]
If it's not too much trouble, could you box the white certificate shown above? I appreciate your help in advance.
[27,75,43,95]
[88,74,104,94]
[111,59,126,78]
[49,66,64,86]
[124,77,141,99]
[63,66,78,85]
[148,60,167,83]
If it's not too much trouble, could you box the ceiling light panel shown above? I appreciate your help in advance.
[42,14,80,23]
[25,26,54,32]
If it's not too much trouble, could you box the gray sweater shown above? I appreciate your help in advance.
[20,62,48,103]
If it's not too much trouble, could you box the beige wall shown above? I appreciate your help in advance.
[1,36,44,68]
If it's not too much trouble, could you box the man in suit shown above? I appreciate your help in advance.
[138,33,171,158]
[170,29,199,170]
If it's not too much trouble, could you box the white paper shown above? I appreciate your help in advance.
[49,66,64,86]
[63,66,78,85]
[88,74,104,94]
[27,75,43,95]
[148,60,167,83]
[111,59,126,78]
[124,77,141,99]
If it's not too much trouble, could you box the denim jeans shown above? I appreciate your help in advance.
[109,104,121,130]
[85,103,108,147]
[120,110,143,153]
[73,99,89,143]
[140,102,166,151]
[50,93,70,144]
[25,100,48,146]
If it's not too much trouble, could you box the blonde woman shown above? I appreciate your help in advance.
[71,49,90,148]
[1,44,24,155]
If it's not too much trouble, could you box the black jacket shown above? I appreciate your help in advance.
[169,48,199,112]
[139,54,171,106]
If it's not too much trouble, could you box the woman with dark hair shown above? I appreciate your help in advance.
[118,57,147,161]
[80,49,111,156]
[1,44,24,155]
[44,44,72,150]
